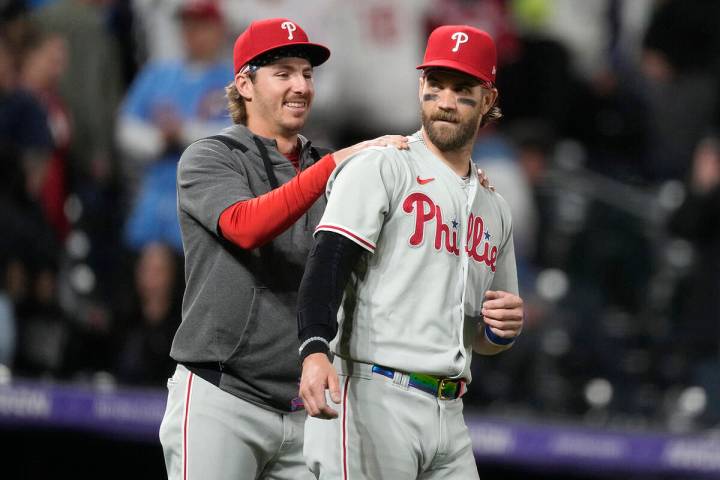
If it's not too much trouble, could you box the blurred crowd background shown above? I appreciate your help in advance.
[1,0,719,436]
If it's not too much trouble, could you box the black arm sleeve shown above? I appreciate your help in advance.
[297,231,365,360]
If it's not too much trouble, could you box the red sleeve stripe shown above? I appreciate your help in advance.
[315,224,376,251]
[183,372,194,480]
[341,375,351,480]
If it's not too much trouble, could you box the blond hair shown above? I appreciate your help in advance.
[225,79,247,125]
[226,67,260,125]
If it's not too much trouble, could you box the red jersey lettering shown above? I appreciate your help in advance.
[402,192,497,271]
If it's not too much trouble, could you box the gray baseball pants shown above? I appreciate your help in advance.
[303,357,480,479]
[160,364,312,480]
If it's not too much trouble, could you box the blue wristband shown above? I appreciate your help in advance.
[484,324,516,346]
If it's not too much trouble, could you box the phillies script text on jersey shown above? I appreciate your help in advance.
[402,192,498,271]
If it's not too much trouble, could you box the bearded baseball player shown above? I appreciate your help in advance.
[297,26,524,479]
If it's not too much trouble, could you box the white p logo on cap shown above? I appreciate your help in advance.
[451,32,469,52]
[281,21,297,40]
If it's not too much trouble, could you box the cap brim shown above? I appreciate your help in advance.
[417,60,493,84]
[299,43,331,66]
[251,42,331,67]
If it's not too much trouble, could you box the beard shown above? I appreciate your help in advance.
[421,108,482,152]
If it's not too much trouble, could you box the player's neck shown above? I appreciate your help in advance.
[273,135,300,155]
[247,121,300,155]
[421,129,473,177]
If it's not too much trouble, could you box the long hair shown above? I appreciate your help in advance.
[481,101,502,128]
[226,67,260,125]
[225,79,247,125]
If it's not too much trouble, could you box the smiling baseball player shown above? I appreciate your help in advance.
[296,25,524,479]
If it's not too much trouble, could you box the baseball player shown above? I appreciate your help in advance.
[297,26,524,479]
[158,18,410,480]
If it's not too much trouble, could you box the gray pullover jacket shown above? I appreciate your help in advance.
[170,123,328,412]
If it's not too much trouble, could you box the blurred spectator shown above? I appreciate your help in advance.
[511,0,654,80]
[13,262,70,377]
[0,37,53,205]
[0,36,59,318]
[117,0,232,253]
[107,0,139,85]
[114,243,181,386]
[332,0,432,143]
[666,133,720,424]
[668,134,720,362]
[508,120,557,268]
[641,0,720,181]
[503,1,653,184]
[472,129,538,270]
[19,27,72,240]
[132,0,190,62]
[32,1,127,329]
[34,0,125,187]
[0,0,33,65]
[494,21,583,140]
[60,299,117,377]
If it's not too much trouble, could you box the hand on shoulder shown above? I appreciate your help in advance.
[333,135,409,166]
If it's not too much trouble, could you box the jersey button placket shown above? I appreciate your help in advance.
[458,176,477,359]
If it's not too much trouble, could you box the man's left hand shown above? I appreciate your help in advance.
[482,290,523,339]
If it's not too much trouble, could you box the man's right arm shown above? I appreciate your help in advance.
[296,231,364,418]
[217,136,408,250]
[296,148,398,419]
[218,154,337,249]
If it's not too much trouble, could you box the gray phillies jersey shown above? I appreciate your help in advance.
[316,131,518,382]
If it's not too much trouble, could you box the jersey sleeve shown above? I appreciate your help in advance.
[315,148,397,253]
[177,139,255,236]
[489,194,519,295]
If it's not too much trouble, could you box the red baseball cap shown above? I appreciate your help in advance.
[178,0,223,23]
[233,18,330,74]
[417,25,497,84]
